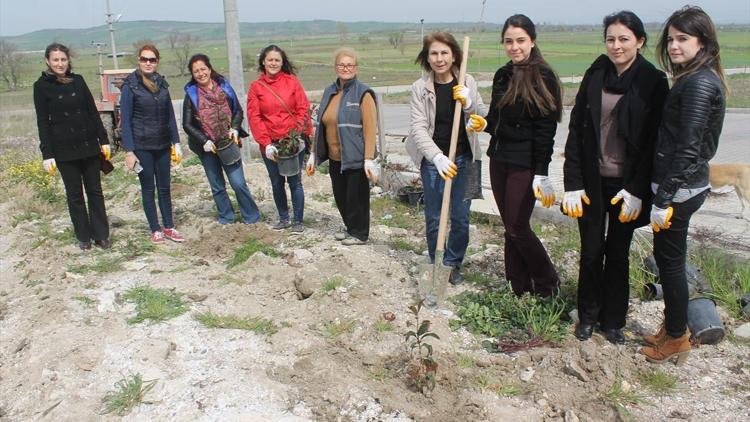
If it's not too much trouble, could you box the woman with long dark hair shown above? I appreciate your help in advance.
[247,45,312,233]
[477,15,562,297]
[563,11,669,344]
[121,44,184,244]
[33,43,111,250]
[405,31,486,285]
[182,53,261,225]
[642,6,727,365]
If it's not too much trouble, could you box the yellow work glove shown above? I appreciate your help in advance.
[562,190,591,218]
[432,153,457,180]
[466,114,487,133]
[229,128,239,145]
[610,189,642,223]
[171,143,182,165]
[100,144,111,161]
[306,154,316,176]
[42,158,57,176]
[532,175,556,208]
[650,205,673,232]
[452,84,472,109]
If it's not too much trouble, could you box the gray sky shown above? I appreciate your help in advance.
[1,0,749,36]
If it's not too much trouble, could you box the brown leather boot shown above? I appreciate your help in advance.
[643,323,666,346]
[641,332,691,365]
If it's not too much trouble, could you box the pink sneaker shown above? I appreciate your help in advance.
[151,230,165,244]
[163,227,185,242]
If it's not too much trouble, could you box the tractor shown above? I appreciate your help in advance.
[95,68,133,150]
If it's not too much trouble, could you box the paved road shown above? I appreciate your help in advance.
[378,104,750,249]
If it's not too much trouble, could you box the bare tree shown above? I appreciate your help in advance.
[388,32,405,55]
[0,41,24,90]
[166,32,198,76]
[337,22,349,42]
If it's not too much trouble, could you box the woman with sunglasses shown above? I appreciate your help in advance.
[248,45,313,233]
[563,11,669,344]
[642,6,727,365]
[121,44,185,244]
[306,47,378,245]
[182,53,261,225]
[33,42,111,250]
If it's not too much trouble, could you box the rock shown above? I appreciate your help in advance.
[578,341,597,362]
[14,338,29,353]
[292,401,314,419]
[741,303,750,319]
[289,249,314,266]
[734,323,750,339]
[564,409,580,422]
[563,360,589,382]
[389,227,408,237]
[520,367,535,382]
[97,290,117,313]
[293,273,316,299]
[370,186,383,195]
[139,339,172,361]
[109,215,127,228]
[64,272,83,280]
[188,294,208,302]
[668,410,691,420]
[620,380,632,393]
[536,398,548,407]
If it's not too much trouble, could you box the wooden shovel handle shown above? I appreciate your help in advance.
[435,36,470,255]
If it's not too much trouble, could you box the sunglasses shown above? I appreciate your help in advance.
[138,56,158,64]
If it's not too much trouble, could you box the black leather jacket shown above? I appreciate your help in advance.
[652,67,725,208]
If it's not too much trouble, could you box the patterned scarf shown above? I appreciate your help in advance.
[197,82,232,143]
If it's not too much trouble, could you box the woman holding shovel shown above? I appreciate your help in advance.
[182,53,261,225]
[563,11,669,344]
[475,15,563,297]
[642,6,726,365]
[406,31,486,285]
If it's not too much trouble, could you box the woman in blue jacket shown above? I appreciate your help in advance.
[121,44,184,244]
[182,54,260,225]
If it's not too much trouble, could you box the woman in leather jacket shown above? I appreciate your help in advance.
[182,54,261,225]
[563,11,669,344]
[642,6,727,365]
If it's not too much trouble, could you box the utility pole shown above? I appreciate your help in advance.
[477,0,486,73]
[105,0,119,69]
[92,41,107,76]
[223,0,249,158]
[420,19,425,76]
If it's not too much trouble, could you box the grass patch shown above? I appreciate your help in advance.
[456,354,475,369]
[322,319,357,338]
[194,311,278,335]
[602,377,646,420]
[68,255,125,274]
[116,234,156,259]
[123,286,188,324]
[476,374,521,396]
[367,367,390,382]
[638,369,678,396]
[100,373,156,416]
[371,196,421,229]
[450,287,572,346]
[182,154,202,167]
[629,232,657,300]
[463,271,495,287]
[373,320,394,333]
[389,238,422,254]
[227,237,280,268]
[74,296,97,307]
[691,248,750,319]
[322,276,346,293]
[3,158,64,204]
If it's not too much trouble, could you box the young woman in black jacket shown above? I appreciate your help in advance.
[474,14,562,297]
[563,11,669,344]
[642,6,727,365]
[33,43,111,250]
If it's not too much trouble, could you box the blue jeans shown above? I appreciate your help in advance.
[421,153,472,267]
[262,153,304,223]
[200,153,261,224]
[135,148,173,232]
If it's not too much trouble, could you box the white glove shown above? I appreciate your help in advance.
[532,175,556,208]
[298,140,306,152]
[173,143,182,157]
[204,140,216,153]
[452,84,472,109]
[650,205,673,232]
[43,158,57,175]
[266,145,278,161]
[228,128,238,144]
[562,190,590,219]
[432,153,458,180]
[100,144,111,161]
[610,189,642,223]
[305,154,316,176]
[364,159,380,183]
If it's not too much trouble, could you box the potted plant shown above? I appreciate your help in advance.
[274,114,311,176]
[398,177,424,207]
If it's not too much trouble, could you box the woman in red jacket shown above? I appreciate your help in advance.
[247,45,312,233]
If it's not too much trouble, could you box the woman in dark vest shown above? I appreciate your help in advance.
[182,53,261,225]
[563,11,669,344]
[642,6,726,365]
[121,44,184,244]
[33,42,111,250]
[307,47,378,245]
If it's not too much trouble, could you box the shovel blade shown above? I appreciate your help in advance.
[417,251,451,306]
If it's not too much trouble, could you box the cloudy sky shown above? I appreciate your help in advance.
[1,0,748,36]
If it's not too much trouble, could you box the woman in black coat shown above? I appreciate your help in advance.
[33,43,111,250]
[563,11,669,344]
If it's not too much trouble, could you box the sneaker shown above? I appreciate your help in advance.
[334,231,349,241]
[341,237,367,246]
[78,241,92,250]
[290,222,305,234]
[163,227,185,242]
[151,230,165,244]
[449,267,463,285]
[271,220,291,231]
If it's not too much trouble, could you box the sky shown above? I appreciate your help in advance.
[1,0,749,36]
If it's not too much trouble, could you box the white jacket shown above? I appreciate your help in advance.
[405,72,487,168]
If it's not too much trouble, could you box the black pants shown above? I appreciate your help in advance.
[489,160,560,297]
[329,160,370,241]
[654,190,707,337]
[576,177,635,329]
[57,156,110,243]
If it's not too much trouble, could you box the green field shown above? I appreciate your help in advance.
[1,24,748,111]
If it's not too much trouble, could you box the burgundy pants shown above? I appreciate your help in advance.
[490,160,560,297]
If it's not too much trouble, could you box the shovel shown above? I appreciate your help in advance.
[420,36,471,306]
